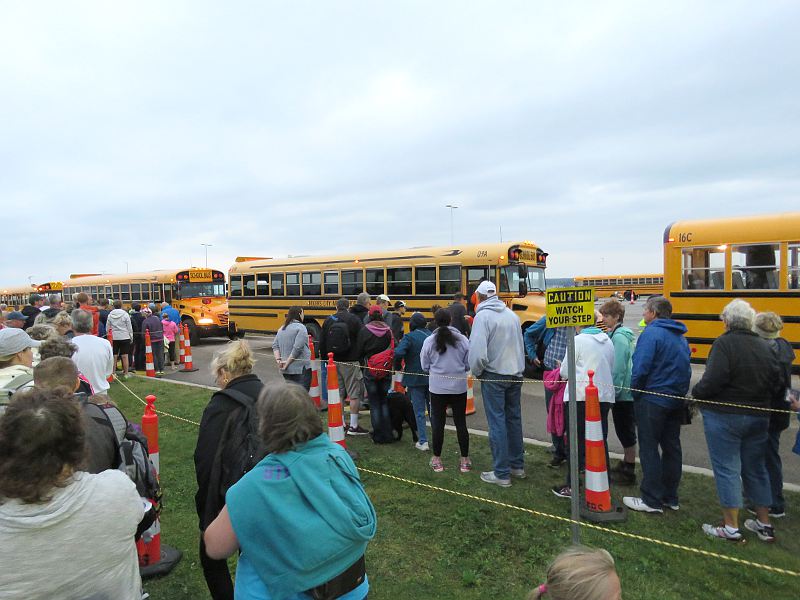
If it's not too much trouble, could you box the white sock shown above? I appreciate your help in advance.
[350,414,359,429]
[724,525,739,534]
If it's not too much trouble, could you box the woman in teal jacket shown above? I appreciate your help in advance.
[599,300,637,485]
[203,383,376,600]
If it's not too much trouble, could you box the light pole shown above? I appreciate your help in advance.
[445,205,458,245]
[201,244,213,268]
[124,261,129,273]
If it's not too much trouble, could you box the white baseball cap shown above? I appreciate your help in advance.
[0,328,41,358]
[377,294,391,303]
[476,281,497,297]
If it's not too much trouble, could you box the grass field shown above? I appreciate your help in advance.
[109,378,800,599]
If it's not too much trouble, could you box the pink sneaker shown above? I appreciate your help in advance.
[430,456,444,472]
[459,457,472,473]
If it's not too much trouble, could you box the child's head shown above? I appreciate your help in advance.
[529,546,620,600]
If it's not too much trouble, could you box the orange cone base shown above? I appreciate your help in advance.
[580,501,627,523]
[179,365,199,373]
[138,543,183,579]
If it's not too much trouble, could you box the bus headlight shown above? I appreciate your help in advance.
[198,318,214,325]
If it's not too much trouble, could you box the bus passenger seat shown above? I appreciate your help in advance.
[732,271,745,290]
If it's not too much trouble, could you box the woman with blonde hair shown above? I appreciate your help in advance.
[52,311,75,340]
[194,339,265,600]
[529,546,621,600]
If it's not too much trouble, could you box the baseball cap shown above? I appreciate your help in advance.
[0,328,41,357]
[394,300,406,309]
[377,294,391,303]
[476,281,497,297]
[5,311,26,321]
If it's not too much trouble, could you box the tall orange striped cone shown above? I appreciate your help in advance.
[630,291,635,305]
[180,324,198,372]
[308,335,321,409]
[581,370,627,523]
[144,330,155,378]
[137,394,182,577]
[326,353,347,448]
[465,373,476,415]
[178,325,185,364]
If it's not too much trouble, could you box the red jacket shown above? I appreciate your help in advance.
[77,303,100,336]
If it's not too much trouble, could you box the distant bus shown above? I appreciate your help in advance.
[663,212,799,372]
[61,268,230,343]
[227,241,549,339]
[0,285,35,310]
[574,274,663,298]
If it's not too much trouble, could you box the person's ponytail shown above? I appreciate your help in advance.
[433,308,456,354]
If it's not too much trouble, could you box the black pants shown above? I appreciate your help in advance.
[282,368,312,391]
[430,392,469,457]
[199,535,233,600]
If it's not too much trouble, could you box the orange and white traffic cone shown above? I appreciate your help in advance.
[465,373,476,415]
[308,335,321,409]
[144,330,155,378]
[326,353,347,449]
[178,325,185,365]
[137,394,182,577]
[392,363,405,395]
[180,324,198,372]
[581,370,626,523]
[630,290,635,305]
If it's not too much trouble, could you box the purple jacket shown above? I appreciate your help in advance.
[420,326,470,394]
[142,315,164,342]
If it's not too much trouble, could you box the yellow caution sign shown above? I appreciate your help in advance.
[546,287,595,328]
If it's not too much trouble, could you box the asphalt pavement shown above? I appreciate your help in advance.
[160,298,800,487]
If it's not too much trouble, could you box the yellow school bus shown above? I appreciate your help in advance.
[663,212,800,372]
[227,241,549,339]
[574,274,663,299]
[61,268,230,343]
[0,285,36,311]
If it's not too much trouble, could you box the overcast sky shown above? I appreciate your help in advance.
[2,1,798,285]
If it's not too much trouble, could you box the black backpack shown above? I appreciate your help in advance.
[82,400,162,506]
[326,315,352,356]
[204,387,266,525]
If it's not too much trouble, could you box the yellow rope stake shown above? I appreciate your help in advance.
[112,376,799,579]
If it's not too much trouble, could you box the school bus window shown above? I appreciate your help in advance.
[286,273,300,296]
[271,273,284,297]
[366,268,384,295]
[152,286,161,302]
[302,272,321,296]
[731,244,780,290]
[439,265,461,295]
[140,284,150,301]
[130,284,140,301]
[121,284,130,302]
[229,275,242,297]
[323,272,339,295]
[682,247,725,290]
[341,270,363,296]
[256,275,269,296]
[110,284,119,298]
[242,275,256,297]
[387,267,412,296]
[790,243,800,289]
[415,266,436,295]
[467,266,494,293]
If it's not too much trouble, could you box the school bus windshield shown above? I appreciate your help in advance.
[499,266,546,293]
[176,282,225,299]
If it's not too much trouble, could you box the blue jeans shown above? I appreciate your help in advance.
[320,360,328,404]
[479,372,524,480]
[765,429,784,512]
[364,376,392,443]
[407,385,429,444]
[702,409,771,509]
[635,400,683,509]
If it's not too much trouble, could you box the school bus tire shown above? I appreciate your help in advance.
[305,321,322,347]
[183,318,199,346]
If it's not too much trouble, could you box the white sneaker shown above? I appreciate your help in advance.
[510,468,527,479]
[623,496,663,514]
[480,471,511,488]
[415,441,429,451]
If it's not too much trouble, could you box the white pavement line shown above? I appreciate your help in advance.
[129,373,219,391]
[442,424,800,492]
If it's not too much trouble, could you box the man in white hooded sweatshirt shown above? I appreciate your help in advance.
[468,281,526,487]
[552,320,615,499]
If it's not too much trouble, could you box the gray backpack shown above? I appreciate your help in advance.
[0,372,34,416]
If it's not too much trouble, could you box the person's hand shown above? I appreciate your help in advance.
[789,391,800,412]
[533,357,542,368]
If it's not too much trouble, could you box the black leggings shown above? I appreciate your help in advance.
[430,392,469,457]
[199,535,233,600]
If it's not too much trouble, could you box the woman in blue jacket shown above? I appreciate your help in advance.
[393,312,432,451]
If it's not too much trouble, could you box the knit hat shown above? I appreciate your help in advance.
[753,312,782,339]
[409,312,427,331]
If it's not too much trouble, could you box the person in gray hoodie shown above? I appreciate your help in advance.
[272,306,311,390]
[106,299,134,378]
[468,280,526,487]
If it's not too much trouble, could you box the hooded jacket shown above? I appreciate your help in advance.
[320,309,363,363]
[356,320,392,372]
[0,470,145,600]
[420,326,470,394]
[393,314,431,388]
[607,325,635,402]
[630,318,691,409]
[107,308,133,341]
[467,295,525,377]
[767,337,795,431]
[226,434,376,600]
[349,304,369,324]
[559,326,615,403]
[76,303,100,336]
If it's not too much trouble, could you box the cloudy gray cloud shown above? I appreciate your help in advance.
[1,0,798,286]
